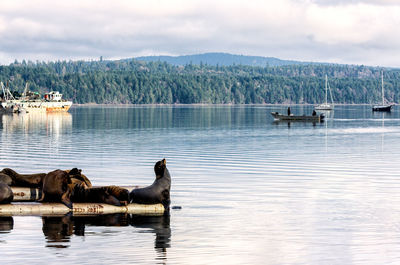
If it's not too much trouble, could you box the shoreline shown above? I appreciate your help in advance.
[72,103,383,107]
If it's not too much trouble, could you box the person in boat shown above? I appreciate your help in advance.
[312,110,317,116]
[287,107,291,116]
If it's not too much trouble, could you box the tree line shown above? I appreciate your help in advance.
[0,59,399,104]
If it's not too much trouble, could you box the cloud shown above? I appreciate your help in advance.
[0,0,400,66]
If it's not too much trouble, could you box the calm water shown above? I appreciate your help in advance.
[1,105,400,264]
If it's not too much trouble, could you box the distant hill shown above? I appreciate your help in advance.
[3,56,398,105]
[135,52,311,67]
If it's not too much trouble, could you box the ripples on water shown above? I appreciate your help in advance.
[1,105,400,264]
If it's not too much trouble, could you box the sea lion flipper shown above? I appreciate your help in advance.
[103,195,121,206]
[37,191,45,202]
[61,192,73,209]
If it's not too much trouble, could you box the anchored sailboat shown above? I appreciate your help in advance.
[315,75,334,111]
[372,71,392,112]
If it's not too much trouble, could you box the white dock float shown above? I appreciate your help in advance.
[12,187,42,201]
[6,186,164,216]
[0,202,165,216]
[11,186,140,202]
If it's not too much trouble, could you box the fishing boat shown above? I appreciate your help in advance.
[315,75,334,110]
[372,71,393,112]
[271,112,324,122]
[0,82,72,113]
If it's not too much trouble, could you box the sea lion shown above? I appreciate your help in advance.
[0,168,46,187]
[129,159,171,209]
[38,169,77,209]
[0,173,12,186]
[0,183,13,204]
[65,168,92,188]
[72,184,129,206]
[0,168,92,188]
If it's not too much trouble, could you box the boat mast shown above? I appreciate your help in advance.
[23,82,28,100]
[325,74,328,105]
[1,81,15,101]
[0,82,5,100]
[381,71,384,105]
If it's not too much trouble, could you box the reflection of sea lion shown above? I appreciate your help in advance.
[130,214,171,252]
[129,159,171,209]
[42,215,73,247]
[72,184,129,206]
[39,169,79,209]
[0,217,14,233]
[0,183,13,204]
[72,214,130,236]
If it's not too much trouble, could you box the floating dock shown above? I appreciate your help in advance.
[11,186,140,202]
[0,202,164,216]
[2,186,164,216]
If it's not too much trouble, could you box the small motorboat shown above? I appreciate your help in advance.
[271,112,324,122]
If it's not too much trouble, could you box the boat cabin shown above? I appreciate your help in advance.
[44,91,63,101]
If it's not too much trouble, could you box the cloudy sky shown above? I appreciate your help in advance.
[1,0,400,67]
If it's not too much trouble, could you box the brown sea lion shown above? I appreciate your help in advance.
[72,184,129,206]
[65,168,92,188]
[0,168,92,188]
[0,173,12,186]
[129,159,171,209]
[0,168,46,187]
[38,169,79,209]
[0,183,14,204]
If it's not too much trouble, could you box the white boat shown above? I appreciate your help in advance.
[0,82,72,113]
[315,75,334,111]
[372,71,393,112]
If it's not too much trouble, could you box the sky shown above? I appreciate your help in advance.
[1,0,400,67]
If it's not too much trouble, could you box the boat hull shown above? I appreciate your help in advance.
[271,112,324,122]
[315,104,334,111]
[372,105,392,112]
[0,100,72,113]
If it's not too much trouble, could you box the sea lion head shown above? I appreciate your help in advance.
[154,159,167,178]
[0,173,12,186]
[0,183,13,204]
[67,168,92,188]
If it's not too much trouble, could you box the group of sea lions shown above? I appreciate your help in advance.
[0,159,171,209]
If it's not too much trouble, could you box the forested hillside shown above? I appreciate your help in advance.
[135,53,307,67]
[0,58,399,104]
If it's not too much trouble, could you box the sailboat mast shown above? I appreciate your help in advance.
[325,74,328,104]
[381,71,384,105]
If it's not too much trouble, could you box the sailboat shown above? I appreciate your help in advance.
[315,75,334,111]
[372,71,392,112]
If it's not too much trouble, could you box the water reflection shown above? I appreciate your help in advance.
[0,217,14,233]
[41,214,171,253]
[272,120,320,128]
[0,112,72,134]
[130,215,171,254]
[42,215,73,248]
[71,105,267,130]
